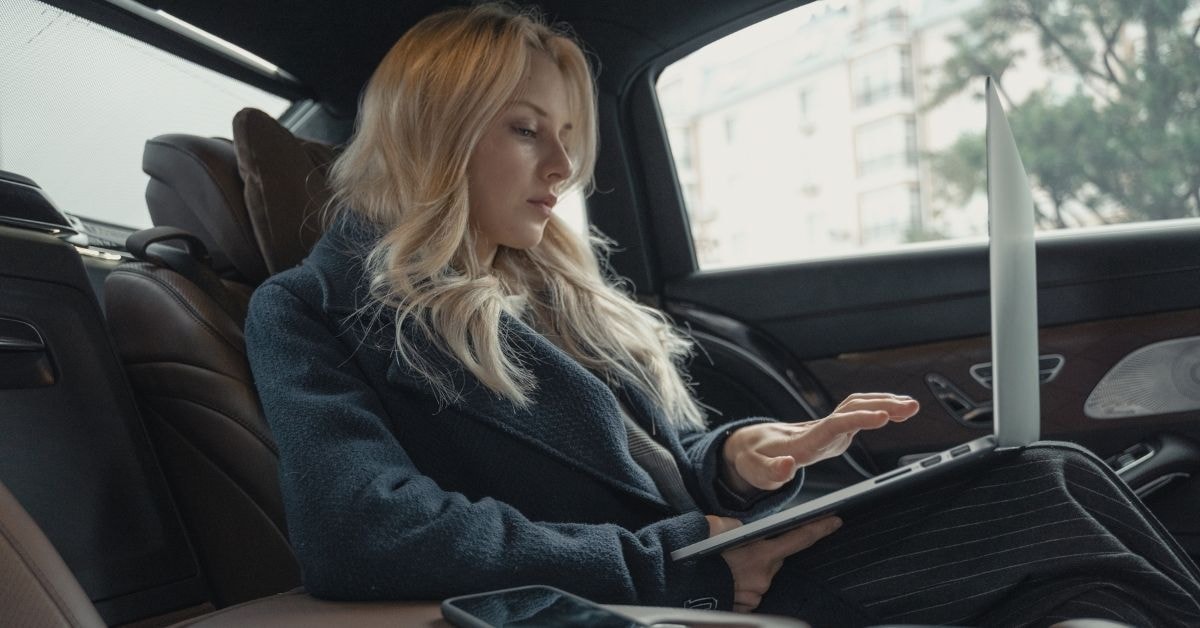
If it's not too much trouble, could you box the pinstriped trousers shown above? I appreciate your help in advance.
[757,444,1200,627]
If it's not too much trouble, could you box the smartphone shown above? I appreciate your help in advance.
[441,585,648,628]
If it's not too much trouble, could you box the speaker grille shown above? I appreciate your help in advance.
[1085,336,1200,419]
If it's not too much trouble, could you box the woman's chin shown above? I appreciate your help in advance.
[504,227,549,252]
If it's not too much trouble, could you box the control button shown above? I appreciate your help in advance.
[920,455,941,468]
[950,444,972,457]
[874,466,913,484]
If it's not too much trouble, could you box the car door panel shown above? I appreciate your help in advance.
[806,309,1200,467]
[0,225,207,624]
[661,224,1200,475]
[665,223,1200,357]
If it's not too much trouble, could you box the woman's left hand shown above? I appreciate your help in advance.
[721,393,919,493]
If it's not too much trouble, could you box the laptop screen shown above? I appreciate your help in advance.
[985,77,1042,447]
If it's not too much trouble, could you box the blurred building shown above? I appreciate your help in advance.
[658,0,990,268]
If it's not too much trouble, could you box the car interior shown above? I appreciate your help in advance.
[2,0,1200,626]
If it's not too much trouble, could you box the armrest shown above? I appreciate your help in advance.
[173,591,447,627]
[611,604,808,627]
[173,591,811,627]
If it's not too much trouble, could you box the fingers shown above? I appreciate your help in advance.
[768,455,797,483]
[837,392,901,403]
[804,396,918,454]
[730,562,773,612]
[835,394,920,418]
[741,453,797,490]
[719,516,843,615]
[766,516,843,556]
[705,515,743,538]
[733,589,763,613]
[815,410,894,441]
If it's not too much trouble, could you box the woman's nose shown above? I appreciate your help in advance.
[542,139,572,182]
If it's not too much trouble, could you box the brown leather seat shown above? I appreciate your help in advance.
[103,116,332,607]
[0,479,105,628]
[0,476,450,627]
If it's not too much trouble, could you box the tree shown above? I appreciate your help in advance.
[925,0,1200,230]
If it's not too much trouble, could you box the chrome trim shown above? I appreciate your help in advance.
[1135,472,1190,499]
[101,0,302,87]
[1114,446,1156,477]
[0,215,78,237]
[969,354,1065,389]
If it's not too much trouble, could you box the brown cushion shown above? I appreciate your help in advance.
[232,108,337,279]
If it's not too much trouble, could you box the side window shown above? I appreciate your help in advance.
[556,190,588,235]
[0,0,290,230]
[657,0,1200,270]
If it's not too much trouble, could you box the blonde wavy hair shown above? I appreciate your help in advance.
[327,3,706,428]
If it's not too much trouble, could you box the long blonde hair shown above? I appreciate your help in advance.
[328,3,705,428]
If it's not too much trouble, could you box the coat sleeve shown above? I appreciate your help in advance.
[677,419,807,519]
[245,282,733,606]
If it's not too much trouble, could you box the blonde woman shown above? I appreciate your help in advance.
[246,3,1200,625]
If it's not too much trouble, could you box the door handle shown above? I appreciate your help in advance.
[0,317,56,388]
[925,373,991,427]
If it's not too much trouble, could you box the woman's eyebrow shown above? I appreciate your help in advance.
[511,99,574,131]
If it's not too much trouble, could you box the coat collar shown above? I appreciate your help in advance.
[305,212,674,512]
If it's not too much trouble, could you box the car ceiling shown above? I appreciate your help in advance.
[60,0,799,116]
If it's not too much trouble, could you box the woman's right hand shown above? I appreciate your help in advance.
[705,515,843,613]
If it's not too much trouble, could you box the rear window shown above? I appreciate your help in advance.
[0,0,290,230]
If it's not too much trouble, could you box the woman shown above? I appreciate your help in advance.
[246,3,1200,625]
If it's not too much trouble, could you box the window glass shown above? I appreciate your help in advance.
[556,189,587,235]
[855,115,916,176]
[851,46,913,108]
[658,0,1200,270]
[0,0,291,229]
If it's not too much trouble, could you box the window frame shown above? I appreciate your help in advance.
[611,0,1198,285]
[41,0,308,103]
[4,0,300,231]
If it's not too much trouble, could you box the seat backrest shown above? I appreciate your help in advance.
[104,109,337,607]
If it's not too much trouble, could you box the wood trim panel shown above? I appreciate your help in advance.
[805,309,1200,464]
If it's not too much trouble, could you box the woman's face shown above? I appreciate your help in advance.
[466,52,574,265]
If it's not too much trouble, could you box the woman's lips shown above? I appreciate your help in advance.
[528,195,557,216]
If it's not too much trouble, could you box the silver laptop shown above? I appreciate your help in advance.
[673,77,1042,561]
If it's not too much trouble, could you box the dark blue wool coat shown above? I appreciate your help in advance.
[245,214,804,609]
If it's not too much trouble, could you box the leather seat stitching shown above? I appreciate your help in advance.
[110,268,243,353]
[149,407,293,541]
[140,392,278,457]
[0,515,88,627]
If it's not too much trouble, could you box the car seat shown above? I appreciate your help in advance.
[102,109,335,607]
[0,476,456,626]
[0,476,1133,627]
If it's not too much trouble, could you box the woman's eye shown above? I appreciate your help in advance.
[513,126,537,139]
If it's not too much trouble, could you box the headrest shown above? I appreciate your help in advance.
[232,108,336,280]
[141,110,336,286]
[143,135,261,281]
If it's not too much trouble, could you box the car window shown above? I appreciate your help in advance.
[556,190,588,235]
[0,0,590,237]
[657,0,1200,270]
[0,0,290,230]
